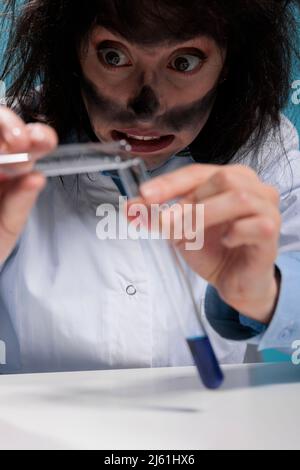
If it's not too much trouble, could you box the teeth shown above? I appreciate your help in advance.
[126,134,161,141]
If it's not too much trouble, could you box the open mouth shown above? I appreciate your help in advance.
[111,129,175,154]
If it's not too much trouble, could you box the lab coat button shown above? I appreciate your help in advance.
[126,285,137,296]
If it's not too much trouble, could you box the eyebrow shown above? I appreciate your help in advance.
[95,40,128,50]
[92,30,213,53]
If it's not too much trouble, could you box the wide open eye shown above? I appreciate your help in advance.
[169,54,204,73]
[98,48,131,68]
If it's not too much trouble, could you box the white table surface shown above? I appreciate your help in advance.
[0,363,300,450]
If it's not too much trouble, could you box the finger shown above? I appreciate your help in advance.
[140,164,258,204]
[264,185,280,206]
[222,215,281,249]
[0,123,58,178]
[26,123,58,159]
[186,168,276,205]
[0,173,46,239]
[202,190,279,229]
[0,106,30,153]
[126,187,280,252]
[160,189,278,235]
[140,164,219,203]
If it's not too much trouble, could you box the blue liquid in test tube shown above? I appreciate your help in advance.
[147,241,224,390]
[167,245,224,390]
[187,336,224,390]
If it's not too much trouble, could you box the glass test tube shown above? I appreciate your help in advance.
[119,161,224,390]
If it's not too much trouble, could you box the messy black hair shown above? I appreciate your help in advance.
[1,0,299,165]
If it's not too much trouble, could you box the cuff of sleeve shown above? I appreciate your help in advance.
[257,253,300,351]
[205,253,300,350]
[205,285,264,341]
[239,315,267,335]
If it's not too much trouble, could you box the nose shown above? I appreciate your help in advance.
[128,85,160,119]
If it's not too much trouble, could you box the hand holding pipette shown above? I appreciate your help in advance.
[0,107,58,263]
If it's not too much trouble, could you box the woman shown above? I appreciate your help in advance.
[0,0,299,373]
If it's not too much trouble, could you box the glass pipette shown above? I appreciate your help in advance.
[0,141,132,177]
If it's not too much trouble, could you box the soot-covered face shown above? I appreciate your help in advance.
[79,26,226,168]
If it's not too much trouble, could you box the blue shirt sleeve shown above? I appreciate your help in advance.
[205,252,300,351]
